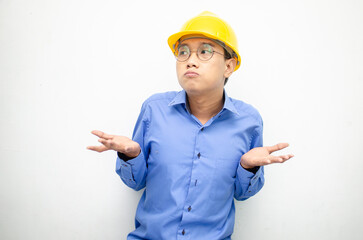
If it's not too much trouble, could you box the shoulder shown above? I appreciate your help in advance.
[142,91,178,106]
[137,91,179,121]
[140,91,180,112]
[229,96,263,125]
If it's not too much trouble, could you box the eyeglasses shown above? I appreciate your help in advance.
[175,43,225,62]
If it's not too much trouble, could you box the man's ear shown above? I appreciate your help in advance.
[224,58,237,79]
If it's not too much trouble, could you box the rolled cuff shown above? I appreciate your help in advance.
[115,150,145,188]
[236,163,263,186]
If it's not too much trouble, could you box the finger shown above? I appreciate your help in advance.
[266,143,289,154]
[266,155,284,164]
[98,138,116,149]
[280,154,294,160]
[265,154,294,165]
[91,130,113,140]
[87,145,109,152]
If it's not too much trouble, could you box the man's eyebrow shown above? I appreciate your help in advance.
[178,43,187,48]
[178,41,216,48]
[202,42,216,47]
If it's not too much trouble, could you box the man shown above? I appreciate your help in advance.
[87,11,293,240]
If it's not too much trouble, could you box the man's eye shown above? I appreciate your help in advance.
[200,49,213,55]
[200,44,213,55]
[178,46,189,56]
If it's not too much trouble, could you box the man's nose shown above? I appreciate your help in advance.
[186,52,199,68]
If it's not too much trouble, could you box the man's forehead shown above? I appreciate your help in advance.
[179,35,219,47]
[180,34,213,43]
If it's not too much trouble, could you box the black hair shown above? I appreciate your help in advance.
[223,48,233,86]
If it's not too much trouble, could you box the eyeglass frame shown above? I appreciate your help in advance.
[174,43,229,62]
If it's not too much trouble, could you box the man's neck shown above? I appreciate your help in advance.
[187,89,224,125]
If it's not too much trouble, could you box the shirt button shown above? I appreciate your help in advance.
[182,229,185,235]
[188,206,192,212]
[201,127,204,131]
[197,153,201,158]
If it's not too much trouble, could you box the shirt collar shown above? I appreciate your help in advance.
[168,90,187,107]
[223,90,240,116]
[168,89,240,116]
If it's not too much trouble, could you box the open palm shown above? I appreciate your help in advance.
[240,143,294,169]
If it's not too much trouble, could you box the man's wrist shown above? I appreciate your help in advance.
[117,149,141,161]
[240,162,253,169]
[240,162,260,174]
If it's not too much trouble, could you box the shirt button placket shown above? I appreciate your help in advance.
[180,125,200,239]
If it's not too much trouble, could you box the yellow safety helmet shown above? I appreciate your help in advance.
[168,11,241,71]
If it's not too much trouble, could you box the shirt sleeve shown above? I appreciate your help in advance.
[234,123,265,201]
[115,102,150,191]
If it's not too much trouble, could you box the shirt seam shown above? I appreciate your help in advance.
[249,127,260,150]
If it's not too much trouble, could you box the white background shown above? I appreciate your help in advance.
[1,0,362,239]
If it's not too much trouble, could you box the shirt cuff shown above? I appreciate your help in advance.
[116,150,145,184]
[236,163,263,185]
[242,165,260,174]
[117,151,138,161]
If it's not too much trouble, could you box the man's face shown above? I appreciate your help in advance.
[176,37,235,96]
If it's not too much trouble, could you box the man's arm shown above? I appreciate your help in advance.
[87,103,150,191]
[234,126,265,201]
[234,125,294,201]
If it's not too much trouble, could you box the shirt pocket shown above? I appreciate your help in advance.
[209,157,239,201]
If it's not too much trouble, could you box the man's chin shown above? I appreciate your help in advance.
[183,87,206,97]
[179,81,210,96]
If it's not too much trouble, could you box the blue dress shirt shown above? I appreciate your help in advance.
[116,90,265,240]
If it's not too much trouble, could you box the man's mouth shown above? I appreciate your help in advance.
[184,71,199,77]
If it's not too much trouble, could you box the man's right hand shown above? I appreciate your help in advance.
[87,130,141,158]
